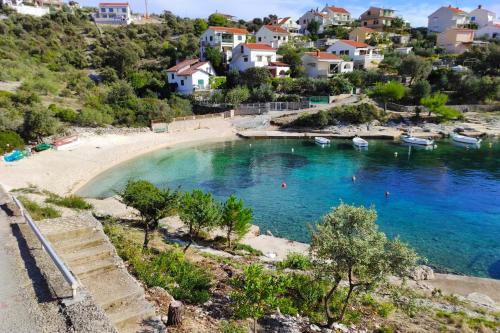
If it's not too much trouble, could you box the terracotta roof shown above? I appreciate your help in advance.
[313,12,328,17]
[208,26,249,34]
[263,25,289,34]
[166,58,199,72]
[242,43,275,50]
[326,6,350,14]
[178,61,210,75]
[278,17,290,25]
[99,2,128,7]
[305,51,340,60]
[446,6,466,14]
[339,39,369,48]
[269,61,289,67]
[495,24,500,28]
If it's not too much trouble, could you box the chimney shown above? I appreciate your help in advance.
[448,4,452,7]
[478,5,482,9]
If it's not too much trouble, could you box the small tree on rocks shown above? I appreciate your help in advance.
[120,180,179,249]
[310,203,417,327]
[221,195,252,248]
[179,189,222,252]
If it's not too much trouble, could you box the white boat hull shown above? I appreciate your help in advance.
[401,135,434,146]
[352,137,368,147]
[315,137,330,145]
[451,133,481,145]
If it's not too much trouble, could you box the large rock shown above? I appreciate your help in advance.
[409,265,435,281]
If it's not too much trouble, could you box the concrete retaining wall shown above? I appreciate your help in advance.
[387,102,499,113]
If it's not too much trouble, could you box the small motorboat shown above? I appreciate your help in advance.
[315,137,330,145]
[401,135,434,146]
[451,133,481,145]
[352,137,368,147]
[34,143,52,152]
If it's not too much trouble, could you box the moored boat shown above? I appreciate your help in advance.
[352,137,368,147]
[401,135,434,146]
[315,137,330,145]
[451,133,481,145]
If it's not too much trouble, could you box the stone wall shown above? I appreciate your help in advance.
[387,102,499,113]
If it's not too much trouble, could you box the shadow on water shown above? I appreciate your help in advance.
[488,260,500,279]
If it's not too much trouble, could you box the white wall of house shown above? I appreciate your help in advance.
[475,24,500,39]
[167,62,215,95]
[230,45,277,72]
[256,26,290,48]
[298,10,329,34]
[302,53,353,78]
[469,6,496,28]
[428,6,470,33]
[200,28,247,63]
[321,6,352,25]
[327,41,383,69]
[93,4,132,25]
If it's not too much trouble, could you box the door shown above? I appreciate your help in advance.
[197,79,204,89]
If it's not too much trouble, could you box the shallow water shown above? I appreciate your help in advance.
[78,138,500,278]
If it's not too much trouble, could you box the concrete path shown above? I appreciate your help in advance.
[0,209,43,332]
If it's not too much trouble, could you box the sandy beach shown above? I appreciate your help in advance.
[0,117,237,194]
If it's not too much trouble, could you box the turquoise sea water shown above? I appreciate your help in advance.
[78,139,500,278]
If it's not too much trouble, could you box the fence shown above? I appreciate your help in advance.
[11,195,79,299]
[235,101,311,115]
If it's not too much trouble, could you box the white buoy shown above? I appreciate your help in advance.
[394,152,398,157]
[489,142,493,148]
[291,148,294,153]
[249,143,252,147]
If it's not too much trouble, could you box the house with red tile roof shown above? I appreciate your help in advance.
[298,9,330,34]
[166,59,216,94]
[349,27,379,43]
[256,25,291,48]
[302,50,353,78]
[360,7,397,31]
[327,40,384,69]
[321,5,353,26]
[271,17,301,34]
[200,26,249,64]
[229,43,288,75]
[428,5,470,33]
[469,5,497,28]
[437,28,476,54]
[93,2,132,25]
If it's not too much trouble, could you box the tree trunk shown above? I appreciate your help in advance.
[383,102,387,114]
[253,318,257,333]
[227,226,233,248]
[166,300,183,326]
[143,222,150,249]
[183,239,192,253]
[337,285,355,321]
[325,277,341,328]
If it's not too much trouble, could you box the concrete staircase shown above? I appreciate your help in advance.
[37,213,157,333]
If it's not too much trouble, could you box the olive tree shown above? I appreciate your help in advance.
[222,195,252,248]
[120,180,179,248]
[179,189,222,252]
[310,203,417,327]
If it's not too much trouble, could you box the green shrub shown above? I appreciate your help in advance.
[233,243,263,256]
[277,252,311,270]
[18,196,61,221]
[45,193,92,210]
[219,321,247,333]
[0,130,24,154]
[49,104,78,123]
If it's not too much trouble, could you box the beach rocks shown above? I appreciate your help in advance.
[466,292,497,309]
[409,265,435,281]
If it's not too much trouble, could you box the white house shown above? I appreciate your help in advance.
[327,40,383,69]
[469,5,497,28]
[298,9,330,34]
[321,5,353,26]
[267,61,291,78]
[229,43,277,72]
[302,51,353,78]
[256,25,290,48]
[476,23,500,39]
[166,59,216,95]
[428,5,470,33]
[93,2,133,25]
[271,17,301,34]
[199,26,249,64]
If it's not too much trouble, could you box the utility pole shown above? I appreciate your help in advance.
[144,0,149,19]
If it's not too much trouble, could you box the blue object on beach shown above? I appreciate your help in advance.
[3,150,24,162]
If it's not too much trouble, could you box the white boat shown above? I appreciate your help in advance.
[315,137,330,145]
[352,137,368,147]
[401,135,434,146]
[451,133,481,145]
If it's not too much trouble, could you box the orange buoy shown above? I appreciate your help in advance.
[281,181,287,188]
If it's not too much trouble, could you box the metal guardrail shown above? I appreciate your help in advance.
[12,196,79,298]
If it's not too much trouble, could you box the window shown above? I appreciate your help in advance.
[238,35,242,40]
[198,79,204,87]
[267,56,272,63]
[374,20,379,25]
[100,7,105,12]
[258,37,262,42]
[308,63,316,67]
[180,80,184,86]
[471,16,476,21]
[274,36,277,39]
[367,11,371,16]
[340,50,349,55]
[171,74,174,79]
[108,8,113,12]
[122,8,126,12]
[210,36,213,41]
[243,57,248,62]
[331,51,336,54]
[363,21,367,26]
[241,45,244,53]
[257,56,262,61]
